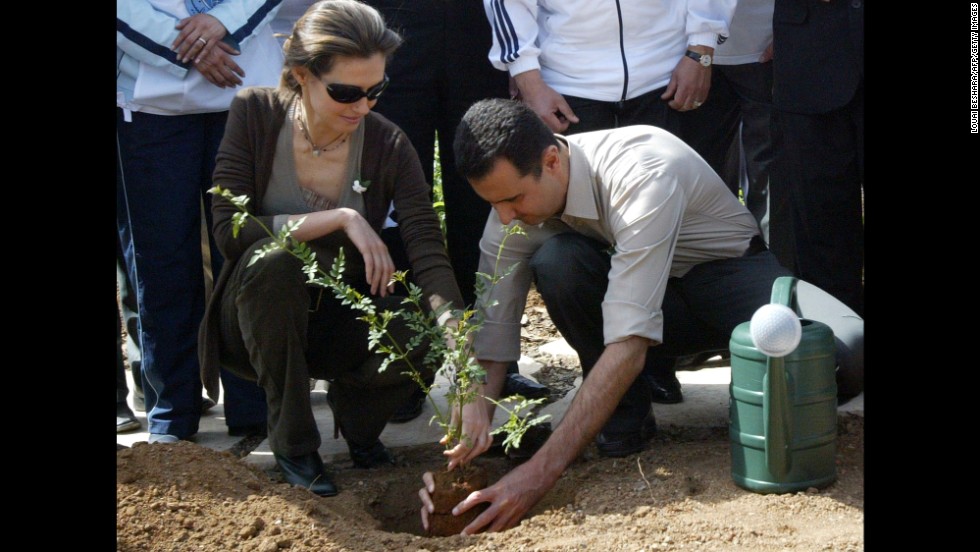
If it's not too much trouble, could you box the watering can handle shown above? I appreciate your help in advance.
[770,276,801,316]
[764,276,799,478]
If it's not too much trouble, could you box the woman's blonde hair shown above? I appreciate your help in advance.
[279,0,401,94]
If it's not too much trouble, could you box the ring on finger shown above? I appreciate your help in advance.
[692,100,702,108]
[197,37,208,45]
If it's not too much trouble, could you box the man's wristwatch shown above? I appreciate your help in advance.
[685,49,712,67]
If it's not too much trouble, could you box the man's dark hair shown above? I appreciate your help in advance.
[454,99,559,181]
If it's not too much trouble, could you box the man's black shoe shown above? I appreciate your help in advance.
[492,421,553,461]
[595,407,657,458]
[502,373,551,400]
[389,387,426,423]
[273,451,338,497]
[643,370,683,404]
[674,350,730,370]
[348,440,397,468]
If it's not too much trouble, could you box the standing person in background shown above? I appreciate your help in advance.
[116,0,283,443]
[117,294,141,434]
[770,0,864,315]
[483,0,735,135]
[366,0,509,310]
[271,0,317,46]
[675,0,777,245]
[117,229,146,415]
[118,229,220,418]
[365,1,546,420]
[483,0,736,405]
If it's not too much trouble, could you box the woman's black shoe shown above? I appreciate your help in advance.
[228,423,268,437]
[348,440,397,468]
[325,389,397,468]
[273,452,338,497]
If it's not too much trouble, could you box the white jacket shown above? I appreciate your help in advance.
[117,0,284,115]
[484,0,736,102]
[714,0,774,66]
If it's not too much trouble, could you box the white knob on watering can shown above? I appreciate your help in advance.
[749,304,802,358]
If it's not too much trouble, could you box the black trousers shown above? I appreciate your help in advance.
[675,62,777,239]
[771,82,864,316]
[561,86,683,137]
[529,233,792,430]
[218,239,430,457]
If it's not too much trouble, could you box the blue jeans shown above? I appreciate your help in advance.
[116,108,266,437]
[529,233,792,430]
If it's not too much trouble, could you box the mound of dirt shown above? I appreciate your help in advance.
[117,414,863,551]
[117,287,863,551]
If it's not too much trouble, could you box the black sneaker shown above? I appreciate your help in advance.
[132,388,145,413]
[116,402,141,433]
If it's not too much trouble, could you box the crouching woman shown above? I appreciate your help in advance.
[199,0,463,496]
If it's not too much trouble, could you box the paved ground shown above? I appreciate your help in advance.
[117,337,864,470]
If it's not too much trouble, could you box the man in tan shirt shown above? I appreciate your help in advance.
[419,98,858,534]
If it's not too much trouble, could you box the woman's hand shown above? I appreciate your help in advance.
[173,13,232,64]
[342,210,395,297]
[442,395,494,471]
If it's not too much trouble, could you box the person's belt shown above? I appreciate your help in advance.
[742,234,769,257]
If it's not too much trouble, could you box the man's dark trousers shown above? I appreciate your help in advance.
[529,233,791,430]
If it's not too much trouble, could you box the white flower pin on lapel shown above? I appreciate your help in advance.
[352,179,370,194]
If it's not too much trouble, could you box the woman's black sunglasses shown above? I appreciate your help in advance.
[324,74,390,104]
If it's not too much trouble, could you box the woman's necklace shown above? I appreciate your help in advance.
[295,100,348,157]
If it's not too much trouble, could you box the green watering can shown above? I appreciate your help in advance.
[728,276,838,493]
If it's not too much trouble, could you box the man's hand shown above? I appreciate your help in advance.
[193,40,245,88]
[759,42,774,64]
[512,70,580,132]
[419,458,558,535]
[173,13,233,64]
[419,338,649,533]
[661,47,713,112]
